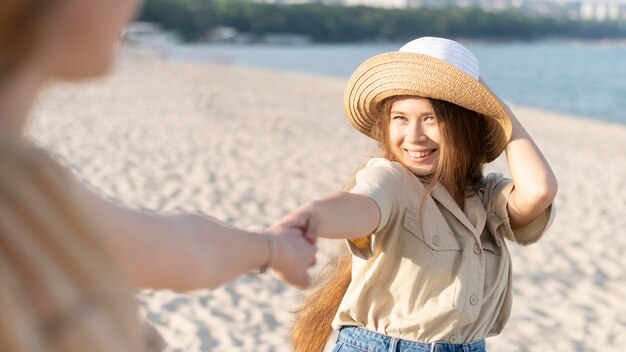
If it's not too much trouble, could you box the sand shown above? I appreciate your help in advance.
[28,49,626,352]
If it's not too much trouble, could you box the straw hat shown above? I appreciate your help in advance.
[344,37,512,162]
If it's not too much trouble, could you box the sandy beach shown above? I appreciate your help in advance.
[28,50,626,352]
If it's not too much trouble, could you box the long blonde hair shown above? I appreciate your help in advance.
[290,96,489,352]
[0,142,143,352]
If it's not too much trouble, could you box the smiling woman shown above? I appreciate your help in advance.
[285,37,557,352]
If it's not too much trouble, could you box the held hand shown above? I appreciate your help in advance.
[273,201,320,244]
[264,225,317,289]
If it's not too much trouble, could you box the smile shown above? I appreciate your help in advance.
[404,148,437,163]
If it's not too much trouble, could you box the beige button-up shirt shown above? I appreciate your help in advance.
[331,158,555,343]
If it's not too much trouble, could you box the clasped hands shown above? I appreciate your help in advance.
[262,202,319,289]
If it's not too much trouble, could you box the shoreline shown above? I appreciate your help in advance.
[139,42,626,126]
[30,52,626,351]
[199,37,626,46]
[119,48,626,131]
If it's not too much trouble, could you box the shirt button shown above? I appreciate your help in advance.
[470,295,478,305]
[433,236,441,246]
[449,335,458,343]
[473,244,481,254]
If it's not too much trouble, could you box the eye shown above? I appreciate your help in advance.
[423,115,436,123]
[392,115,407,121]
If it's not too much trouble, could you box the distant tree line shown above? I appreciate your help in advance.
[137,0,626,42]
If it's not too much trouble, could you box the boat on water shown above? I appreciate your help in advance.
[121,22,180,56]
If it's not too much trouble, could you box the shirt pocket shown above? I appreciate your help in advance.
[402,207,461,251]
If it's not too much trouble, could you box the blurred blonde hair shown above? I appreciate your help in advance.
[0,141,144,352]
[0,0,57,81]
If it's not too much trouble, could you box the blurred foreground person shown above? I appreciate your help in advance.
[0,0,316,350]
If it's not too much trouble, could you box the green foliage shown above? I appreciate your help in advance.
[139,0,216,41]
[137,0,626,42]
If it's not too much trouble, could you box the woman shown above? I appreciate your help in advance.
[284,37,558,351]
[0,0,316,350]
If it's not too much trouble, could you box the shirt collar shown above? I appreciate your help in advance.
[430,182,487,238]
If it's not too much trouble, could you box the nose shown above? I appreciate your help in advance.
[406,121,428,143]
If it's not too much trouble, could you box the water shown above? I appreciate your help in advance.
[169,41,626,124]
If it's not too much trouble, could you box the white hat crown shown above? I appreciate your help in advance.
[399,37,480,80]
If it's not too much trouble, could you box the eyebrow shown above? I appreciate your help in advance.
[390,110,434,116]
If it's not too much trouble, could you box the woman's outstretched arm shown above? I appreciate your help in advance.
[76,185,317,291]
[275,191,380,243]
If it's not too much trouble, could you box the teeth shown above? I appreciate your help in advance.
[407,150,433,158]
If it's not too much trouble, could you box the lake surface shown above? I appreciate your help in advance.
[169,41,626,124]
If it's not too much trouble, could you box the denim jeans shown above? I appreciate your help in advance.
[332,327,486,352]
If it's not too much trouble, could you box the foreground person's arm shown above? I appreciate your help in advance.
[77,186,317,291]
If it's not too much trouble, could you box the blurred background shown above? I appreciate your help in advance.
[123,0,626,124]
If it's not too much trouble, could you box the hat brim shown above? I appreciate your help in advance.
[344,52,512,162]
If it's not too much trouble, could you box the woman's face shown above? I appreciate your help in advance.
[38,0,142,79]
[388,96,441,176]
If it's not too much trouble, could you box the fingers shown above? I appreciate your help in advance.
[292,275,311,289]
[276,213,307,230]
[272,232,317,289]
[298,244,317,288]
[272,210,316,244]
[281,227,305,238]
[300,272,312,289]
[303,216,319,244]
[263,205,321,289]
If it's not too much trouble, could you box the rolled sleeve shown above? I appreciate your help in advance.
[347,158,402,257]
[485,173,556,246]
